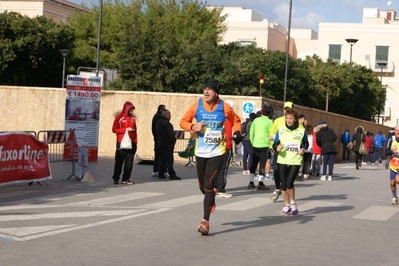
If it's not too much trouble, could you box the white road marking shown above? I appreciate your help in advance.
[217,197,271,211]
[0,208,170,242]
[0,204,64,211]
[353,205,399,221]
[67,192,164,206]
[141,194,203,208]
[0,225,76,237]
[0,210,144,221]
[2,192,91,205]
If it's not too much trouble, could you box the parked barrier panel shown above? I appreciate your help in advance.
[174,130,196,166]
[37,130,79,180]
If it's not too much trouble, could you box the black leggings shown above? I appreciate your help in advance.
[277,163,300,191]
[196,155,223,221]
[303,153,312,175]
[273,151,281,190]
[112,143,137,182]
[250,147,269,176]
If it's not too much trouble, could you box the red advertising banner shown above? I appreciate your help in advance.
[0,132,51,185]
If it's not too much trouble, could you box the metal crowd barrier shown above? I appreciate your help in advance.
[174,130,196,166]
[37,129,79,180]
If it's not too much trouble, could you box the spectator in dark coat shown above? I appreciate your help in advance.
[151,104,166,177]
[241,113,257,175]
[315,120,337,181]
[351,126,366,170]
[156,110,181,180]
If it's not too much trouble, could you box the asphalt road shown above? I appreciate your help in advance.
[1,157,397,266]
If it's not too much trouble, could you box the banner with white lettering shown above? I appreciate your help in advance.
[65,75,102,162]
[0,132,51,185]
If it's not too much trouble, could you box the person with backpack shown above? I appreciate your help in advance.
[241,113,257,175]
[372,131,387,166]
[351,126,366,170]
[248,102,273,190]
[340,129,351,162]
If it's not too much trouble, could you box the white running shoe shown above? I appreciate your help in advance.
[290,203,298,215]
[392,197,397,205]
[216,192,233,198]
[327,175,332,181]
[320,175,326,181]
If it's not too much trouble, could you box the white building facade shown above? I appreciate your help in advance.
[215,6,398,127]
[0,0,84,23]
[317,8,399,127]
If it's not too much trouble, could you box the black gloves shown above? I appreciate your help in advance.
[232,130,242,145]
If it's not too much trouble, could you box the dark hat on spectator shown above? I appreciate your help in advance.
[249,113,257,120]
[205,79,220,94]
[298,114,305,119]
[262,101,272,115]
[318,120,325,125]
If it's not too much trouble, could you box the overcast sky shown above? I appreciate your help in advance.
[68,0,396,32]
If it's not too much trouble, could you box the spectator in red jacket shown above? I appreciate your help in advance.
[310,129,322,176]
[111,101,137,185]
[364,131,372,163]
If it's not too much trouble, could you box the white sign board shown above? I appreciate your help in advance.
[242,101,256,119]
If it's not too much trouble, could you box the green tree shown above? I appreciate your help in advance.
[67,0,132,70]
[68,0,226,92]
[115,0,225,92]
[306,55,385,120]
[0,12,74,87]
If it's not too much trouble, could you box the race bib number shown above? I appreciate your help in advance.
[204,130,221,144]
[390,157,399,170]
[285,142,300,152]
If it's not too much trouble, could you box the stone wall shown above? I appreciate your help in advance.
[0,86,391,162]
[0,86,261,160]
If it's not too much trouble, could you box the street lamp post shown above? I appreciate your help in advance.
[345,38,358,72]
[283,0,293,102]
[259,73,264,97]
[96,0,103,77]
[58,49,70,88]
[377,62,387,124]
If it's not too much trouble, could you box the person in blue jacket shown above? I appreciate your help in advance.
[340,129,351,162]
[372,131,387,165]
